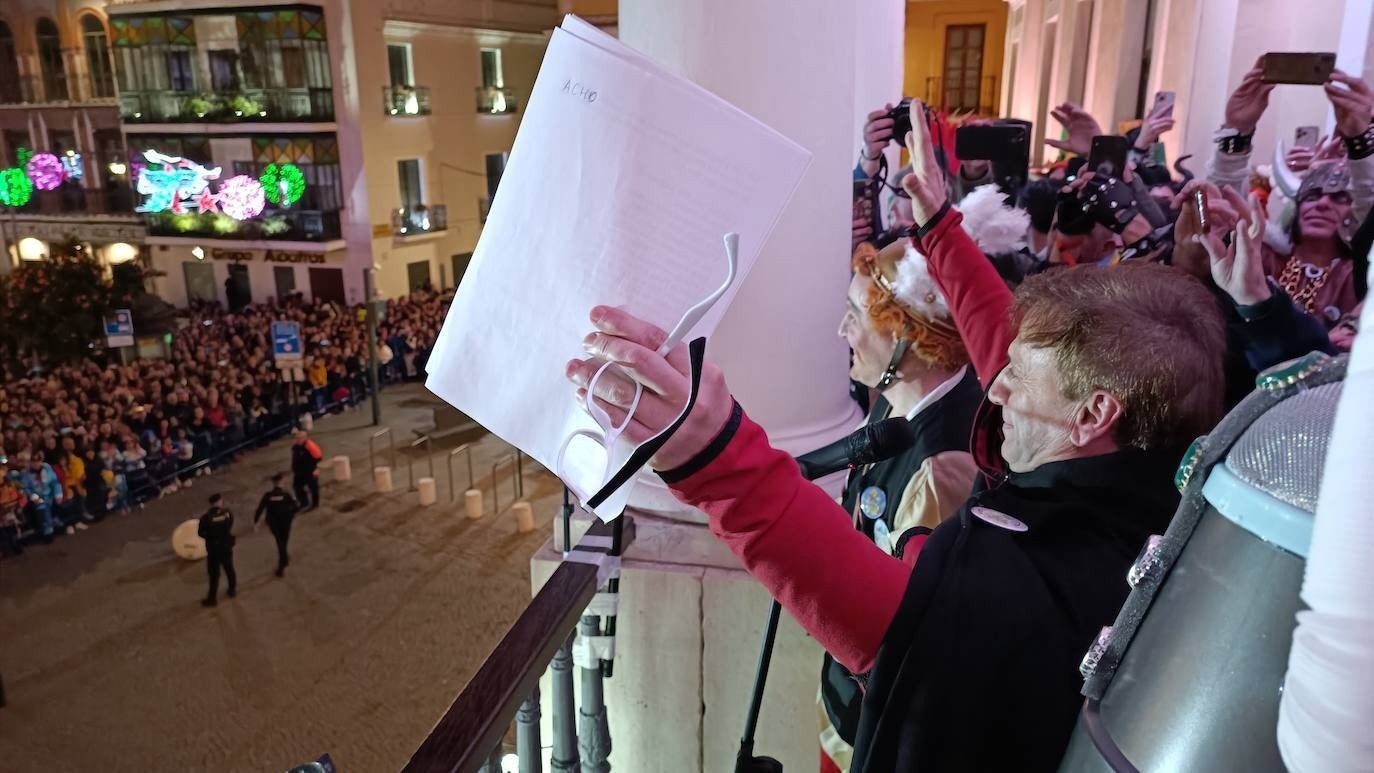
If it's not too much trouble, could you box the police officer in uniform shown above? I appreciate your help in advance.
[198,493,237,606]
[254,473,300,577]
[820,238,985,769]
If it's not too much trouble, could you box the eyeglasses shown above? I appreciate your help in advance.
[556,233,740,506]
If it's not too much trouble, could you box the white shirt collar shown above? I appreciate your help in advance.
[905,365,969,420]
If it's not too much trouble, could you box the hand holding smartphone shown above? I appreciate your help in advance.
[1261,52,1337,85]
[1150,91,1176,120]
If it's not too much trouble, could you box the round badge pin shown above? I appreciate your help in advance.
[860,486,887,520]
[873,519,893,554]
[971,506,1028,532]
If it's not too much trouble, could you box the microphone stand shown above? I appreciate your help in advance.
[735,599,784,773]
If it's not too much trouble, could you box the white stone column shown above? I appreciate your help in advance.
[618,0,863,458]
[532,3,901,771]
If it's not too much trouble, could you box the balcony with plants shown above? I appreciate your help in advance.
[475,86,518,115]
[384,85,432,117]
[109,8,334,125]
[119,88,334,124]
[391,203,447,236]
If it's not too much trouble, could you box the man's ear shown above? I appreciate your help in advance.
[1070,389,1123,448]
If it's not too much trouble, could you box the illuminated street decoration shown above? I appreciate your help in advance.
[26,152,65,191]
[135,149,309,223]
[260,162,306,206]
[62,151,84,181]
[217,175,266,220]
[135,149,222,215]
[0,167,34,207]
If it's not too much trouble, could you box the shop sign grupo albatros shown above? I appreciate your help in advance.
[210,248,328,264]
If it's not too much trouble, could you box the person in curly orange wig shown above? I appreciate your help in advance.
[821,238,982,770]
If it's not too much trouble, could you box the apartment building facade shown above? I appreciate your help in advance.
[3,0,553,307]
[0,0,144,278]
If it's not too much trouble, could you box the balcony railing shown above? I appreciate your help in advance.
[145,209,342,242]
[475,86,518,115]
[9,187,137,216]
[384,85,431,116]
[405,500,630,772]
[392,204,447,236]
[118,88,334,123]
[0,73,118,107]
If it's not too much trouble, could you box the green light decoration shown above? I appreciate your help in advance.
[0,166,34,207]
[16,147,33,167]
[260,163,306,206]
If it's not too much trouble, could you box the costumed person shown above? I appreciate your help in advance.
[1209,61,1374,327]
[820,194,1026,770]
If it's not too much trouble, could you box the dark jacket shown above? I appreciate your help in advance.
[823,370,983,745]
[850,446,1181,771]
[254,486,299,525]
[198,506,235,551]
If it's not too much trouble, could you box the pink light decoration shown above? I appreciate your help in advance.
[26,152,64,191]
[217,174,266,221]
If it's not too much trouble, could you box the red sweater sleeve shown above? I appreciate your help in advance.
[665,410,911,674]
[913,209,1016,388]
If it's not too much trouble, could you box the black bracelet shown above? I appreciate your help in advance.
[1342,122,1374,160]
[1216,132,1254,155]
[906,200,952,240]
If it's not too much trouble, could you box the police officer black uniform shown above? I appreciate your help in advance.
[254,473,300,577]
[197,493,236,606]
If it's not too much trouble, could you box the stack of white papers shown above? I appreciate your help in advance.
[425,15,811,519]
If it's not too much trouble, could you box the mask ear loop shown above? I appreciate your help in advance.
[876,338,911,391]
[566,234,740,508]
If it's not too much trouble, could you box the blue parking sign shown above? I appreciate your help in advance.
[104,309,134,347]
[273,320,303,362]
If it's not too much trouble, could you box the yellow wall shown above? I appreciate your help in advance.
[565,0,619,18]
[903,0,1007,113]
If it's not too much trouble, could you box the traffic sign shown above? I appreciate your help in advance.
[105,309,134,348]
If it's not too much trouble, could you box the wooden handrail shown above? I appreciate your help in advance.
[403,515,634,773]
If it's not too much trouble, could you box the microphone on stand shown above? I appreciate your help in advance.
[736,417,918,773]
[795,417,917,480]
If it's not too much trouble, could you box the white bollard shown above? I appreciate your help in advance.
[465,489,483,519]
[332,455,352,481]
[300,412,314,431]
[171,519,207,560]
[512,500,535,533]
[417,477,437,506]
[374,465,393,493]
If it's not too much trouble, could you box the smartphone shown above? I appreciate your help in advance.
[1087,135,1131,179]
[955,122,1030,163]
[1193,188,1210,234]
[1261,52,1337,85]
[1294,125,1321,148]
[1151,91,1176,120]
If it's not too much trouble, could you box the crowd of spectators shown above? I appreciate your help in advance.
[0,287,453,554]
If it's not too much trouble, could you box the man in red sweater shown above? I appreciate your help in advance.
[565,102,1228,771]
